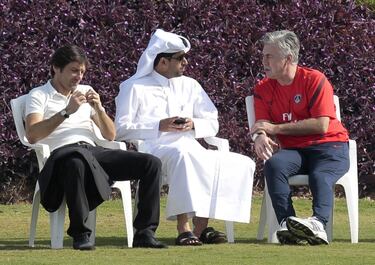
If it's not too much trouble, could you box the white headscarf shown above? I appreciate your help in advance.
[128,29,191,81]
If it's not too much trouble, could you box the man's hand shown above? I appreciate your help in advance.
[253,134,278,160]
[65,90,88,115]
[159,117,194,132]
[251,121,279,136]
[86,89,104,113]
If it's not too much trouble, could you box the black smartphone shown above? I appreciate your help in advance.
[174,118,187,124]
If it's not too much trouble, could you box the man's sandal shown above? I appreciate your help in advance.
[175,231,203,246]
[199,227,227,244]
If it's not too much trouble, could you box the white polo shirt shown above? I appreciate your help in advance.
[25,80,97,151]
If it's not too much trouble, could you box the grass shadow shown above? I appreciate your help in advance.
[0,238,51,250]
[233,237,266,244]
[96,236,177,247]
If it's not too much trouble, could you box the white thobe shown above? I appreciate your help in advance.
[115,71,255,223]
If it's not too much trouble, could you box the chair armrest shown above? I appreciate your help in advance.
[203,136,230,152]
[19,136,50,154]
[31,143,50,156]
[91,121,126,150]
[132,140,145,152]
[95,139,127,151]
[116,136,229,152]
[348,139,356,151]
[29,143,50,170]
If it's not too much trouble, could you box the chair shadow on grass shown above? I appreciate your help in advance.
[229,236,358,244]
[0,236,177,250]
[233,238,268,244]
[0,238,52,250]
[95,236,177,247]
[1,236,360,250]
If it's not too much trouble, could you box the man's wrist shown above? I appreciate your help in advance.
[251,131,266,141]
[96,105,106,113]
[59,109,69,119]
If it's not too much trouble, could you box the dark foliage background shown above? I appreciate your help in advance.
[1,0,374,203]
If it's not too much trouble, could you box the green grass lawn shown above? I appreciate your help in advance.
[0,196,374,265]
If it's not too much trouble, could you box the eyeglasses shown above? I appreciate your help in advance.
[167,54,187,62]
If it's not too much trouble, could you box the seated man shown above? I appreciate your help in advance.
[251,30,350,245]
[115,29,255,246]
[25,45,167,250]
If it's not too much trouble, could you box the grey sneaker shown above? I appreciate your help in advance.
[286,216,329,245]
[276,220,306,245]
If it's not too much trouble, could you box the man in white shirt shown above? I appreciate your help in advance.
[25,45,167,250]
[115,29,255,246]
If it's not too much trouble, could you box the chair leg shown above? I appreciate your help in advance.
[87,209,97,245]
[346,189,359,243]
[265,185,279,243]
[113,181,134,248]
[326,194,334,242]
[225,221,234,243]
[345,140,359,243]
[341,181,359,243]
[132,181,139,225]
[50,198,66,249]
[257,194,267,240]
[29,189,41,248]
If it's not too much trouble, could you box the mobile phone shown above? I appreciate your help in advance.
[174,118,187,124]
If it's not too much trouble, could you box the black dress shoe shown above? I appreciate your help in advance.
[133,229,168,248]
[73,233,95,250]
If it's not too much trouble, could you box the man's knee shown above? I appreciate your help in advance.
[63,155,85,171]
[308,171,339,189]
[60,155,86,185]
[143,153,162,173]
[264,156,286,179]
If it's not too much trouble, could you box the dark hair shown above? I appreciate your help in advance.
[50,45,89,77]
[153,52,177,68]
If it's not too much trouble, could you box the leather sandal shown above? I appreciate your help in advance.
[175,231,203,246]
[199,227,227,244]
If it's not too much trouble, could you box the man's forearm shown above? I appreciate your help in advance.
[93,110,116,141]
[276,117,329,135]
[26,112,66,144]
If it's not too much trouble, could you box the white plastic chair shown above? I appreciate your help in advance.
[245,95,358,243]
[10,94,134,249]
[130,136,235,243]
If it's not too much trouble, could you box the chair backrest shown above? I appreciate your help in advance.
[10,94,29,146]
[245,95,341,129]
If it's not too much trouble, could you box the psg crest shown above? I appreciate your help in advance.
[294,94,302,104]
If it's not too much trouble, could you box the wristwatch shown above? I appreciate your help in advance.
[60,109,69,119]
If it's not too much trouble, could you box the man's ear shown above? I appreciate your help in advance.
[154,58,166,73]
[160,57,169,66]
[52,65,61,75]
[285,54,293,63]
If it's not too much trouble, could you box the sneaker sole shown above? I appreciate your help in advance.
[277,230,307,245]
[287,218,329,245]
[276,230,296,245]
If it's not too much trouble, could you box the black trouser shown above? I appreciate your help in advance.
[57,144,162,238]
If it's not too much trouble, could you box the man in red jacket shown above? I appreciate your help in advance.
[251,30,349,245]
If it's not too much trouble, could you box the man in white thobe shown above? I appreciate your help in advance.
[115,29,255,246]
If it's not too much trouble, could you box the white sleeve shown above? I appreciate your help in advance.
[191,81,219,138]
[115,81,160,141]
[25,89,46,117]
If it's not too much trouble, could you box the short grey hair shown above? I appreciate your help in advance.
[260,30,300,64]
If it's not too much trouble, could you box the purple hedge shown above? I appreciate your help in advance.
[1,0,374,203]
